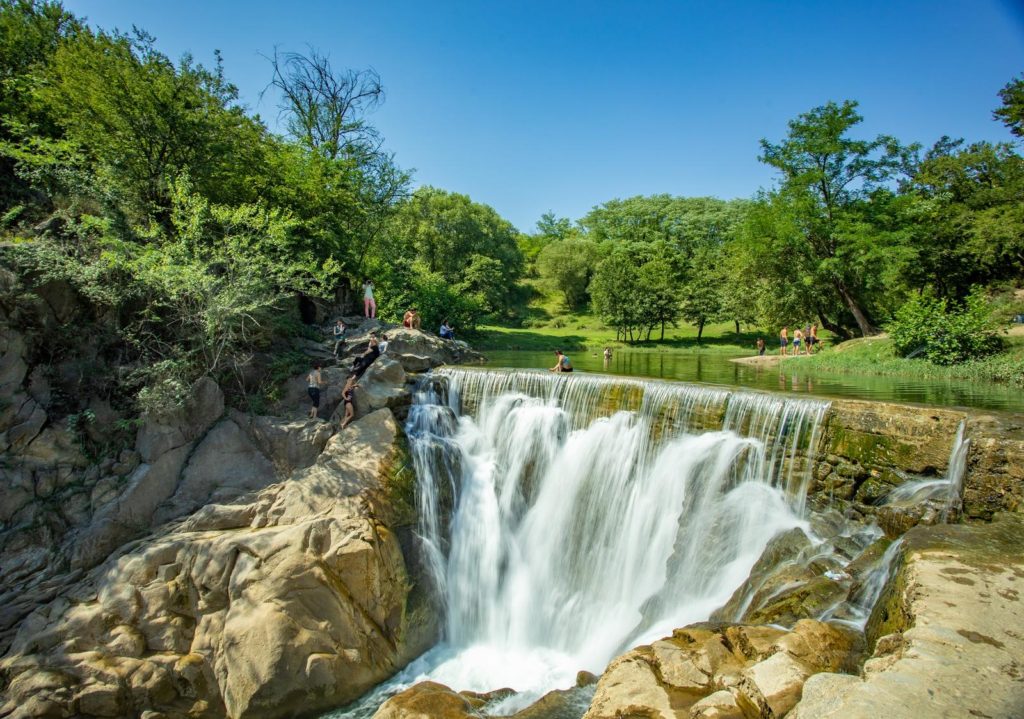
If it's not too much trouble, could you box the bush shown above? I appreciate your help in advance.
[889,289,1003,365]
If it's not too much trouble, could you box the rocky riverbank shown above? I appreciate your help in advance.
[0,318,472,719]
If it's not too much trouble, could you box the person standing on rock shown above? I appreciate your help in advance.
[362,279,376,319]
[341,373,357,429]
[779,326,789,356]
[307,361,325,419]
[332,319,347,357]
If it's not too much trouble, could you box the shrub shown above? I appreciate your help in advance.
[889,289,1003,365]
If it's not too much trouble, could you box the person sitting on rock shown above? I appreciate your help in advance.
[351,338,380,379]
[341,373,357,429]
[439,319,455,340]
[411,308,422,329]
[550,349,573,373]
[403,310,414,328]
[332,319,347,357]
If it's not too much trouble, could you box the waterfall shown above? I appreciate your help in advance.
[882,420,970,521]
[400,368,831,709]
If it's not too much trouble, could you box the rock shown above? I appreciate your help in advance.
[346,356,410,422]
[0,407,437,719]
[712,527,813,622]
[153,418,277,524]
[246,413,335,474]
[72,443,193,570]
[369,328,485,373]
[583,648,675,719]
[790,514,1024,718]
[136,376,224,463]
[373,681,477,719]
[740,650,812,716]
[76,683,125,717]
[688,690,743,719]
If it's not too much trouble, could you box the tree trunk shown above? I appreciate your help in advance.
[697,319,705,341]
[816,306,850,341]
[734,320,740,334]
[834,279,878,336]
[660,319,665,341]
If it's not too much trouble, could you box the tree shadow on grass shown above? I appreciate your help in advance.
[470,329,588,352]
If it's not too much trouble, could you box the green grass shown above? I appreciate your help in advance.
[472,320,766,353]
[800,333,1024,387]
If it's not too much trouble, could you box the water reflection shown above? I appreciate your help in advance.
[480,350,1024,414]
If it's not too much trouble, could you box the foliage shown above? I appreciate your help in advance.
[536,238,602,310]
[994,74,1024,138]
[888,289,1003,365]
[756,100,917,337]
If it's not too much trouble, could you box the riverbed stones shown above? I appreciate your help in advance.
[582,619,856,719]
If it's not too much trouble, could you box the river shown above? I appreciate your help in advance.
[482,349,1024,414]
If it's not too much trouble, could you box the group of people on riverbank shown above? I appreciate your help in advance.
[756,324,821,357]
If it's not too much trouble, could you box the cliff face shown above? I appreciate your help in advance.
[0,277,448,719]
[1,407,437,719]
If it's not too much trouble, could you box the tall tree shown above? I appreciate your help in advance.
[759,100,915,336]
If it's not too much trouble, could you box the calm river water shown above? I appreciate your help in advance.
[480,350,1024,414]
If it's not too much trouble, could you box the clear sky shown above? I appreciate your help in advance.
[63,0,1024,232]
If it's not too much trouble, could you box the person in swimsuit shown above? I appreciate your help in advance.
[756,337,766,356]
[603,347,613,362]
[341,373,357,428]
[307,361,324,419]
[550,350,573,373]
[403,310,414,328]
[793,328,803,354]
[809,324,819,353]
[362,279,376,319]
[779,326,789,356]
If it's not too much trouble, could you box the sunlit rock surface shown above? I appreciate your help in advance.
[790,514,1024,718]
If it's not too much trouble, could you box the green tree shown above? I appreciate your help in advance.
[904,138,1024,296]
[637,257,679,340]
[590,245,646,342]
[381,186,523,314]
[994,73,1024,138]
[678,244,722,340]
[0,0,81,209]
[758,100,916,336]
[536,238,602,310]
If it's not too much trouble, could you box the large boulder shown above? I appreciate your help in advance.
[0,408,438,719]
[368,328,484,373]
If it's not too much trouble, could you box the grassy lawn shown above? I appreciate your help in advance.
[800,332,1024,387]
[472,319,767,353]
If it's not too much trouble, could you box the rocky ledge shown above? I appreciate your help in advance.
[0,325,464,719]
[791,513,1024,719]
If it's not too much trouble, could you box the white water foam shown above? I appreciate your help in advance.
[377,369,831,712]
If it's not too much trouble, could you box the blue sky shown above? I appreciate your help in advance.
[64,1,1024,232]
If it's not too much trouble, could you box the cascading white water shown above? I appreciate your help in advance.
[882,420,970,521]
[397,368,831,711]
